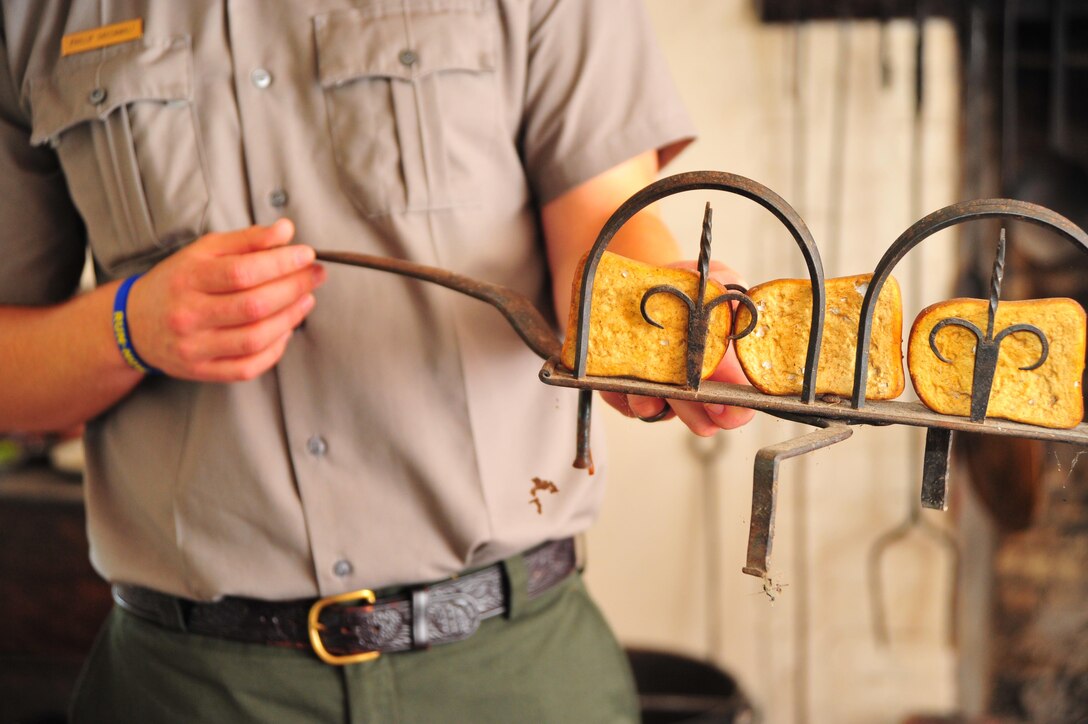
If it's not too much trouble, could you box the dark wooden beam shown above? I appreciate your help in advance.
[755,0,960,22]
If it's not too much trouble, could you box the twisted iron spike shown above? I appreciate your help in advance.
[982,227,1049,368]
[929,227,1047,423]
[987,227,1006,340]
[685,203,714,389]
[639,205,717,389]
[697,202,712,305]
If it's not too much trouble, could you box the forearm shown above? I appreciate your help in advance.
[0,280,142,432]
[0,221,323,433]
[541,152,680,329]
[548,210,681,328]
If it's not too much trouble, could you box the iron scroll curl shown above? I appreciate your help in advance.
[571,170,826,404]
[850,198,1088,410]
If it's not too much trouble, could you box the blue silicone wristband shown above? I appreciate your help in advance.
[112,274,161,375]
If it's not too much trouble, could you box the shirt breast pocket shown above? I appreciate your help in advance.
[29,38,209,277]
[314,1,498,217]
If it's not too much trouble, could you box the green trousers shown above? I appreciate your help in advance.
[69,565,638,723]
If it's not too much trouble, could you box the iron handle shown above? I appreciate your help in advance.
[314,250,561,362]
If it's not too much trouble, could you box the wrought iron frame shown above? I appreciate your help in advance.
[316,171,1088,584]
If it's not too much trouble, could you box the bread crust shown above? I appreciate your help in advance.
[733,274,905,399]
[560,251,732,384]
[908,297,1086,428]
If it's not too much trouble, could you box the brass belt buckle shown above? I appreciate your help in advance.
[307,588,380,665]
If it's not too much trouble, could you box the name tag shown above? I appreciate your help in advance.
[61,18,143,57]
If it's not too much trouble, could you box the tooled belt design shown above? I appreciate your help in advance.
[112,538,575,658]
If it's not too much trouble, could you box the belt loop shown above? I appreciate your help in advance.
[172,598,191,633]
[411,586,431,650]
[501,551,529,621]
[573,532,588,574]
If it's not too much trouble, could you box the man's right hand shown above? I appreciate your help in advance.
[127,219,326,382]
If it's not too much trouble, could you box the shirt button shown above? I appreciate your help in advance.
[333,559,353,577]
[250,68,273,89]
[268,189,289,208]
[88,87,107,105]
[398,49,418,67]
[306,435,328,457]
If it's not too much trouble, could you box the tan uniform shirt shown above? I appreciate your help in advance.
[0,0,693,600]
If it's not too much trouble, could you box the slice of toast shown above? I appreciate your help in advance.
[909,298,1086,428]
[733,274,904,399]
[560,251,732,384]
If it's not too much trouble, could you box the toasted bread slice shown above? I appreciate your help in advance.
[733,274,904,399]
[560,251,732,384]
[909,298,1086,428]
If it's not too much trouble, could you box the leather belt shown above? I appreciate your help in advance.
[113,538,575,665]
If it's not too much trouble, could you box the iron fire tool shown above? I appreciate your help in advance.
[316,171,1088,585]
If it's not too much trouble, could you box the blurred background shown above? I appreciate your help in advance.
[2,1,1087,723]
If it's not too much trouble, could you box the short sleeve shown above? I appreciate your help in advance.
[0,26,86,306]
[519,0,695,205]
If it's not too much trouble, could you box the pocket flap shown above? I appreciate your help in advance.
[315,3,494,88]
[29,38,192,145]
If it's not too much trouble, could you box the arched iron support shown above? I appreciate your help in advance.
[573,171,825,401]
[850,198,1088,410]
[570,171,823,472]
[925,228,1050,423]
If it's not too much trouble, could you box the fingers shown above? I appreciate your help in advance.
[628,394,749,435]
[707,345,748,384]
[199,265,327,328]
[599,391,633,417]
[628,394,671,421]
[190,329,296,383]
[176,293,316,363]
[666,399,722,437]
[698,343,756,430]
[704,401,755,430]
[126,220,328,382]
[193,223,317,296]
[610,346,756,434]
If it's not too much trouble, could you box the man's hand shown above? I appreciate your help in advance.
[127,219,326,381]
[598,261,756,436]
